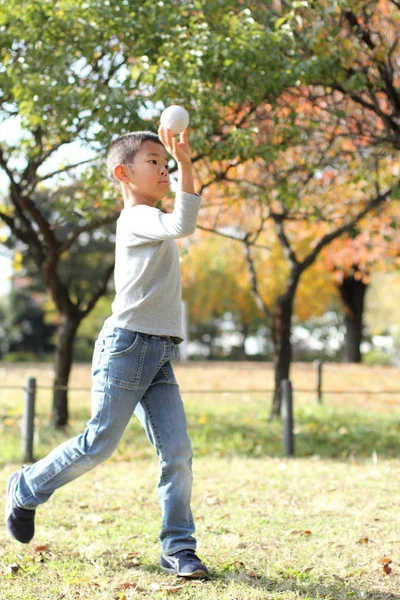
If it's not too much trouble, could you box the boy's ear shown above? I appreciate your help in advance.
[114,164,129,182]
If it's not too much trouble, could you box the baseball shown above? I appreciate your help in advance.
[160,105,190,135]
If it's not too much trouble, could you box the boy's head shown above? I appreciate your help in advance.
[107,131,169,205]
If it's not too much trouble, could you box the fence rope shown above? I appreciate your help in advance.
[0,385,399,395]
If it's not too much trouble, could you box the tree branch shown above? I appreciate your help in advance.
[0,209,45,262]
[60,214,118,254]
[16,193,59,253]
[343,11,375,50]
[196,224,270,250]
[243,235,271,320]
[0,144,18,189]
[301,181,398,271]
[34,157,97,186]
[272,212,299,266]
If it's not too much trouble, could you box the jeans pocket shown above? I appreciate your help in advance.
[108,329,144,389]
[161,362,178,385]
[110,328,140,358]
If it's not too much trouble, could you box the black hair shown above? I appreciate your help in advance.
[107,130,164,188]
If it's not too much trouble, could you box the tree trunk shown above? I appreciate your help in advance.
[238,321,249,360]
[271,286,297,418]
[338,274,368,363]
[51,313,81,428]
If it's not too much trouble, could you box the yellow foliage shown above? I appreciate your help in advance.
[182,229,337,326]
[12,251,23,272]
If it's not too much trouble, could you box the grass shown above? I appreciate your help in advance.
[1,361,400,599]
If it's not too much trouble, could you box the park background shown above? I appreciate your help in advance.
[0,1,400,599]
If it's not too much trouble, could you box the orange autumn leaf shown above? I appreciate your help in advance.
[34,544,51,553]
[115,582,138,590]
[381,557,393,575]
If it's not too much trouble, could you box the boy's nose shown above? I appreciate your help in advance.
[160,166,168,176]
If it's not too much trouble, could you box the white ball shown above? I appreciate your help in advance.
[160,105,190,135]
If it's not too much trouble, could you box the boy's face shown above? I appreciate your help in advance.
[116,141,170,204]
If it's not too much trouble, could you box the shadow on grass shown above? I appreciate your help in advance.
[2,403,400,467]
[126,563,400,600]
[212,570,400,600]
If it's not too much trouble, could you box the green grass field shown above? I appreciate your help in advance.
[1,361,400,599]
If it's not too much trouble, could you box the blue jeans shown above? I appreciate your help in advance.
[14,326,196,555]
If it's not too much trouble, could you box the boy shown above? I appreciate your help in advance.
[6,127,209,579]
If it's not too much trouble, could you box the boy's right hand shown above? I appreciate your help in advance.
[158,127,192,166]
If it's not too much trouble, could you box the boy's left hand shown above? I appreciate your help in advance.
[158,127,192,166]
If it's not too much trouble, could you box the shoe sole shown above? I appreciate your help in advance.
[160,565,209,578]
[5,471,20,541]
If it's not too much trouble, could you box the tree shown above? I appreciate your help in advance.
[0,1,297,425]
[182,225,337,359]
[291,0,400,363]
[323,198,400,363]
[192,0,400,413]
[0,184,116,425]
[195,90,398,415]
[295,0,400,150]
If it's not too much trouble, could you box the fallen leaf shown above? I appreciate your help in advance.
[358,535,375,544]
[122,552,142,568]
[115,582,138,591]
[383,563,392,575]
[34,544,50,553]
[301,566,314,573]
[381,557,393,575]
[5,563,21,575]
[128,558,141,567]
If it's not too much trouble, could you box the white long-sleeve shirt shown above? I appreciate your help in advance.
[108,191,201,342]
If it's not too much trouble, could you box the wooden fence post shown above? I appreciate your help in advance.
[315,360,323,404]
[22,377,36,463]
[281,379,295,457]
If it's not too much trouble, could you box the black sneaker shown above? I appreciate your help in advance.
[161,549,209,578]
[5,471,35,543]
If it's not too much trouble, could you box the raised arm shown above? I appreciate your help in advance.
[158,127,195,195]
